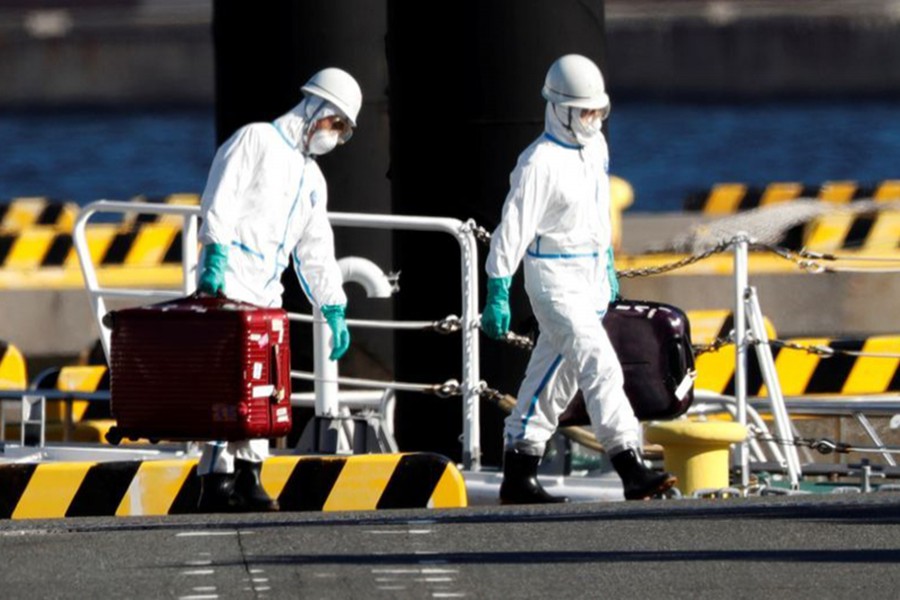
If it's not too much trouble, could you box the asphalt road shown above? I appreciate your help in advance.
[2,493,900,599]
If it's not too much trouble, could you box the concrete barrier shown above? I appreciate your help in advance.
[0,452,468,519]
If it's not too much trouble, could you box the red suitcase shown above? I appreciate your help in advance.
[559,299,696,426]
[105,294,292,444]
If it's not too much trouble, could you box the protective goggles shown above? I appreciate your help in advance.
[580,104,611,124]
[320,115,354,142]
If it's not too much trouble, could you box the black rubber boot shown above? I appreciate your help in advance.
[499,449,570,505]
[611,448,677,500]
[234,459,280,512]
[197,473,239,513]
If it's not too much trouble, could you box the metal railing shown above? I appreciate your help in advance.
[71,200,484,470]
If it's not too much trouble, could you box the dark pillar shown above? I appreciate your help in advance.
[212,1,393,379]
[387,0,606,465]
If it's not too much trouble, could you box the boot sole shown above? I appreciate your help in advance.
[625,475,678,501]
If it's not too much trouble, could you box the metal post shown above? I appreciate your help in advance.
[183,214,199,295]
[746,288,802,487]
[313,305,340,420]
[459,227,481,471]
[733,234,750,488]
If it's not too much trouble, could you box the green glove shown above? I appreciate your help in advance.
[606,246,620,301]
[198,243,228,295]
[481,276,512,340]
[321,304,350,360]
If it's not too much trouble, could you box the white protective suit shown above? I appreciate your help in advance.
[485,103,640,458]
[197,97,347,475]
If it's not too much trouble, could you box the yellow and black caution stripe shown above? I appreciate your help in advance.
[803,210,900,252]
[685,180,900,215]
[0,222,187,270]
[0,453,467,520]
[696,335,900,396]
[0,197,78,232]
[687,309,776,346]
[121,193,201,227]
[0,340,27,389]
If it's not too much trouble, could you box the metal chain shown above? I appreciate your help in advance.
[617,240,734,278]
[290,370,462,398]
[430,315,463,334]
[755,435,900,456]
[692,335,734,356]
[463,219,493,245]
[751,242,831,273]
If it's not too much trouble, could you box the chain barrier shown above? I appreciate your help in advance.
[464,219,493,245]
[754,434,900,456]
[431,315,463,334]
[290,370,463,398]
[617,240,734,278]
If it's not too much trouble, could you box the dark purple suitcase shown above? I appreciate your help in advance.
[559,299,696,426]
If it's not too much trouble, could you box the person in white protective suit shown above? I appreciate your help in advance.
[194,68,362,512]
[482,55,676,504]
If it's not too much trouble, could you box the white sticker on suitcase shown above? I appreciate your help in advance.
[275,407,289,423]
[271,318,284,343]
[252,362,263,379]
[675,370,697,400]
[253,384,274,398]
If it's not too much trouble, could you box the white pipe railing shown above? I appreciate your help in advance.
[74,201,482,470]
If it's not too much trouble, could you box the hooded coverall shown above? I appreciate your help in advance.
[197,98,347,475]
[485,104,641,458]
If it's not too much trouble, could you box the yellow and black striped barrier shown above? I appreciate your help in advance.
[0,197,78,232]
[0,223,186,270]
[696,335,900,397]
[685,180,900,215]
[687,309,776,346]
[803,210,900,253]
[0,453,467,519]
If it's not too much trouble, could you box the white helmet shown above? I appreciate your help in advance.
[541,54,610,113]
[301,67,363,127]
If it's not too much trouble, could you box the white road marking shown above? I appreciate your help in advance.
[432,594,466,598]
[417,577,455,582]
[378,586,407,591]
[176,531,250,537]
[185,560,212,566]
[192,587,216,592]
[249,568,266,574]
[372,568,421,574]
[365,529,432,535]
[252,578,269,583]
[177,595,218,600]
[254,587,271,592]
[422,568,458,574]
[181,569,215,576]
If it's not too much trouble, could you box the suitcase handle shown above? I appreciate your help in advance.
[270,344,285,403]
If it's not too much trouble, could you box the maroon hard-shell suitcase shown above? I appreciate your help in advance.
[106,294,292,444]
[559,299,696,426]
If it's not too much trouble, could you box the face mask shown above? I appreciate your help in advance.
[307,129,340,156]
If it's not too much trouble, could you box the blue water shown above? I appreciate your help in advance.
[2,100,900,212]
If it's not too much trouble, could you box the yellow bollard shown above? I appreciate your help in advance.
[644,421,748,496]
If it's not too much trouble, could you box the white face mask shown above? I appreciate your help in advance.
[307,129,341,156]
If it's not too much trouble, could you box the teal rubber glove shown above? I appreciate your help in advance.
[198,243,228,295]
[481,276,512,340]
[606,246,620,302]
[321,304,350,360]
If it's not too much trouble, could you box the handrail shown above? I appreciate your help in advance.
[73,201,483,470]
